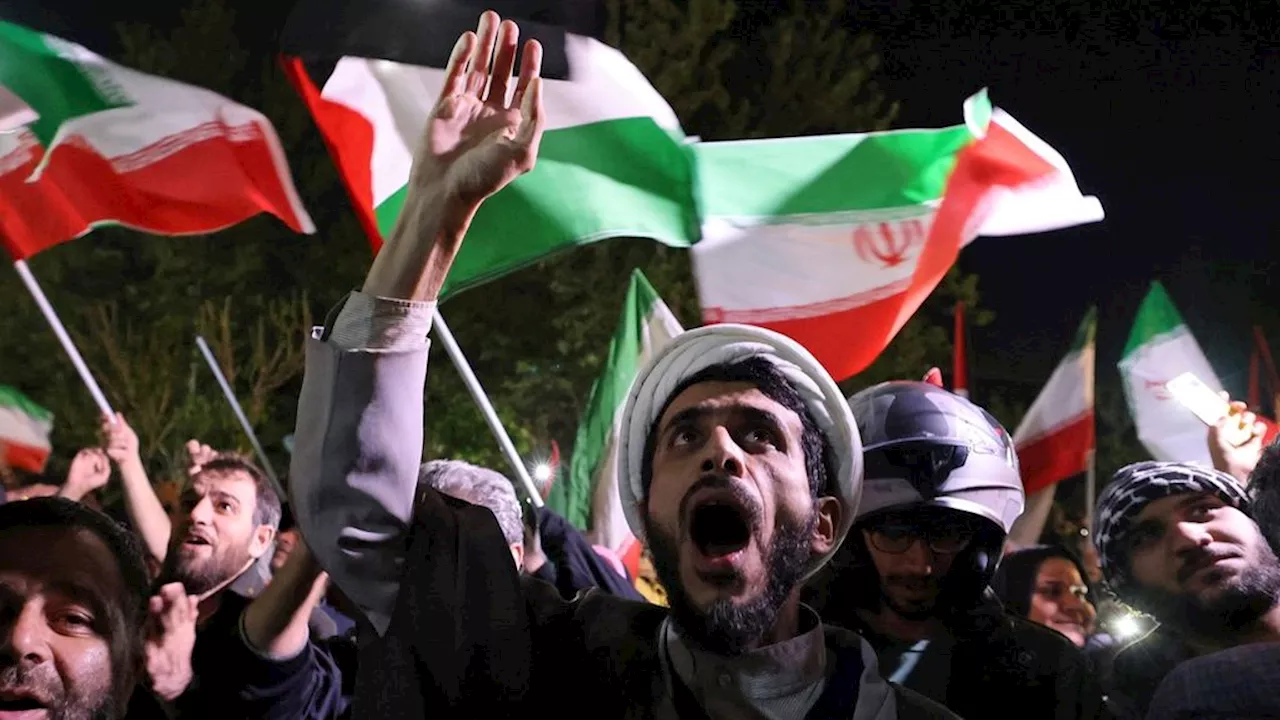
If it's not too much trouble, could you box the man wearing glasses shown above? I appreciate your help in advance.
[806,379,1109,719]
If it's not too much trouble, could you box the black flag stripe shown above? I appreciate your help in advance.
[280,0,572,84]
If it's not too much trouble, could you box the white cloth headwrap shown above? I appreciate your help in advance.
[617,324,863,580]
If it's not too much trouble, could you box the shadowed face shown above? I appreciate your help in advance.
[1126,493,1280,630]
[643,381,839,654]
[0,526,126,720]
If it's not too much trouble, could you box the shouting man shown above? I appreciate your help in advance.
[289,11,955,719]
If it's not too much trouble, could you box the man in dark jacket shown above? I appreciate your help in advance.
[806,379,1109,719]
[288,11,957,718]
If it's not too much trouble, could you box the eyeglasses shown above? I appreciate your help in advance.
[867,523,974,555]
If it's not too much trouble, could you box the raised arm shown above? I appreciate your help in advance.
[289,11,545,636]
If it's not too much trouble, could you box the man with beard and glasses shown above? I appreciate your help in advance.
[806,380,1108,719]
[1093,461,1280,719]
[286,12,955,718]
[0,497,150,720]
[158,455,342,717]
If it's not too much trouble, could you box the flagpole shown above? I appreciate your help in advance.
[431,309,543,507]
[193,335,285,501]
[1084,448,1097,531]
[12,260,115,418]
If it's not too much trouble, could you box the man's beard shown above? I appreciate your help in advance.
[646,512,815,656]
[0,665,115,720]
[159,539,252,596]
[879,577,940,621]
[1138,552,1280,636]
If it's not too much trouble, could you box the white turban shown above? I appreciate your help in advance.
[617,324,863,580]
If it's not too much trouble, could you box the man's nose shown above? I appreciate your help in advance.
[899,538,934,573]
[188,494,214,524]
[1169,519,1213,555]
[699,426,745,477]
[0,602,51,667]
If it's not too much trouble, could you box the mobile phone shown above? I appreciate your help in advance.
[1165,372,1230,426]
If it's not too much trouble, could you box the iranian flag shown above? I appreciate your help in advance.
[0,20,314,259]
[0,386,53,473]
[548,269,683,575]
[1007,309,1097,547]
[1119,282,1222,465]
[692,91,1104,381]
[280,3,693,294]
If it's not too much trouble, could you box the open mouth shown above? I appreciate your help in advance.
[182,534,212,547]
[689,498,752,560]
[0,692,50,717]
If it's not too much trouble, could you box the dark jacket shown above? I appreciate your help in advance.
[174,590,345,719]
[534,505,645,602]
[812,584,1109,720]
[1106,628,1194,720]
[1146,641,1280,719]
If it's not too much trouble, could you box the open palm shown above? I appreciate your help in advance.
[414,13,546,205]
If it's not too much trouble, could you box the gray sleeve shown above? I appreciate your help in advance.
[289,291,434,637]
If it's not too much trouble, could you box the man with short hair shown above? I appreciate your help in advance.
[0,497,151,719]
[1094,461,1280,718]
[160,454,280,601]
[159,454,342,716]
[289,12,956,718]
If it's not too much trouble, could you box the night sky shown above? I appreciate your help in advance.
[3,0,1277,400]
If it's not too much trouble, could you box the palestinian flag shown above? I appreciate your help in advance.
[548,269,683,568]
[1007,309,1097,547]
[279,0,692,297]
[1119,282,1221,465]
[0,386,53,473]
[0,21,314,259]
[691,90,1104,381]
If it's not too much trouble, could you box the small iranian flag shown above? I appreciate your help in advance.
[548,269,683,566]
[692,91,1104,381]
[0,21,314,259]
[1007,309,1097,547]
[280,5,692,295]
[0,386,53,473]
[1120,281,1222,465]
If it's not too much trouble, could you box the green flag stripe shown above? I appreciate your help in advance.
[693,125,975,218]
[0,21,129,144]
[1071,306,1098,353]
[551,270,665,529]
[369,118,696,299]
[0,385,52,423]
[1122,281,1187,358]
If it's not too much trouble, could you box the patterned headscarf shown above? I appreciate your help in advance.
[1094,461,1250,592]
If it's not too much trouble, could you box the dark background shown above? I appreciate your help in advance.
[3,0,1277,398]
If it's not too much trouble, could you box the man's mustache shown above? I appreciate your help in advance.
[677,473,762,523]
[1177,547,1237,585]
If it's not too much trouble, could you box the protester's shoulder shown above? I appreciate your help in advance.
[977,611,1091,673]
[893,684,965,720]
[1111,626,1188,679]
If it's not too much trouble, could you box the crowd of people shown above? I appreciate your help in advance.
[2,12,1277,719]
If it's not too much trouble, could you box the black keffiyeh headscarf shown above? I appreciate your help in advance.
[1094,461,1250,595]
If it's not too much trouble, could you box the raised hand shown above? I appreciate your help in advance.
[411,11,545,207]
[144,582,199,701]
[368,12,546,303]
[185,439,218,476]
[1208,397,1266,484]
[101,412,140,465]
[62,448,111,500]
